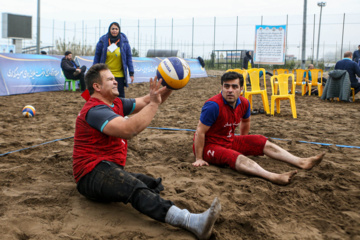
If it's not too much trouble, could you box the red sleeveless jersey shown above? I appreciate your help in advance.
[204,94,250,148]
[72,97,127,182]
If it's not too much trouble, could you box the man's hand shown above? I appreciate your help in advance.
[192,159,209,167]
[130,76,134,83]
[149,76,167,105]
[76,68,81,73]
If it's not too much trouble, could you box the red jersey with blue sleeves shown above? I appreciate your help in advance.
[200,93,250,148]
[73,97,134,183]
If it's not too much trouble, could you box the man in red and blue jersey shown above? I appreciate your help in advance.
[192,71,325,185]
[73,63,221,240]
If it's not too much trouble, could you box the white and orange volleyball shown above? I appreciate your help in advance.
[22,105,36,117]
[156,57,191,90]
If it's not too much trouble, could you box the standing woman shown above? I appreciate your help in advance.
[93,22,134,97]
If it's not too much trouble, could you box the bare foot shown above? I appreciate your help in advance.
[299,152,325,170]
[270,170,298,185]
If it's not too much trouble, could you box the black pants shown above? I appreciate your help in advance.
[116,77,126,98]
[70,65,86,91]
[76,161,173,222]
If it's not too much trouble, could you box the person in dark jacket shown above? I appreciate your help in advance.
[242,51,253,85]
[242,51,272,81]
[93,22,134,98]
[335,51,360,95]
[242,51,253,70]
[61,51,86,91]
[352,45,360,63]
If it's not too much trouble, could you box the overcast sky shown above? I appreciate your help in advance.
[1,0,359,59]
[2,0,360,21]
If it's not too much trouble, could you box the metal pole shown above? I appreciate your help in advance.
[154,18,156,57]
[192,17,194,58]
[285,15,288,65]
[171,18,173,52]
[312,14,315,64]
[301,0,307,69]
[316,2,326,67]
[335,41,337,61]
[235,16,238,68]
[63,21,66,51]
[213,17,216,51]
[258,16,263,68]
[82,20,84,55]
[323,41,325,62]
[86,24,87,55]
[340,13,345,59]
[213,17,216,68]
[36,0,40,54]
[52,19,54,52]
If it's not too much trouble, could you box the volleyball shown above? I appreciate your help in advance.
[22,105,36,117]
[156,57,191,90]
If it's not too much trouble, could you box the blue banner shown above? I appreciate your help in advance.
[0,54,207,96]
[0,53,64,96]
[76,56,208,83]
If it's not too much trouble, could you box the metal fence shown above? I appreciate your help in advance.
[1,13,359,64]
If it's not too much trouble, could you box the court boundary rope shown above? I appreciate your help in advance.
[1,127,359,157]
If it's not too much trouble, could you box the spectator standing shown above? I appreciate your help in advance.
[93,22,134,98]
[242,51,253,70]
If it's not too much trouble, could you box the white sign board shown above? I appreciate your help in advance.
[254,25,286,65]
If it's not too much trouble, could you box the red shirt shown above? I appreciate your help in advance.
[203,94,250,148]
[72,97,127,182]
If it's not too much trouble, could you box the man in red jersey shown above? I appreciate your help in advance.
[73,63,220,240]
[192,71,325,185]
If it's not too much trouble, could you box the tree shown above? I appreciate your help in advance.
[132,47,139,57]
[55,37,95,56]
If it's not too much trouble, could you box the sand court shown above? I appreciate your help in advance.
[0,70,359,239]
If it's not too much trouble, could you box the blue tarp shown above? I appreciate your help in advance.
[0,54,207,96]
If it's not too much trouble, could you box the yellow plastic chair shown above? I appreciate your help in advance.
[225,68,247,96]
[245,68,270,114]
[308,69,323,96]
[270,74,297,118]
[63,71,80,91]
[292,69,308,96]
[228,68,247,79]
[272,70,289,94]
[273,68,289,75]
[335,88,356,102]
